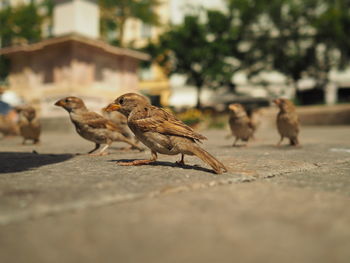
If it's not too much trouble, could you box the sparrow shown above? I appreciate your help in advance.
[105,93,227,174]
[228,103,255,146]
[273,98,300,146]
[55,96,143,155]
[16,105,41,144]
[102,110,134,140]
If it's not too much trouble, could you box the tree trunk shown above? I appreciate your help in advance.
[195,85,202,109]
[291,79,300,104]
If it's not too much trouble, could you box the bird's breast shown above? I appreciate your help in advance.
[133,130,178,155]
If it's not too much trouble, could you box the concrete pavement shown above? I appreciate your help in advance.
[0,125,350,262]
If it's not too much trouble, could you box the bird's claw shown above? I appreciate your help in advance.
[88,152,109,156]
[175,160,185,166]
[116,159,155,166]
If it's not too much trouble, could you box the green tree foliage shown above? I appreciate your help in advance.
[0,2,43,80]
[312,0,350,84]
[263,0,350,92]
[261,0,321,90]
[12,3,43,43]
[99,0,161,47]
[147,0,350,105]
[146,13,228,108]
[0,5,13,48]
[0,3,43,47]
[145,1,266,108]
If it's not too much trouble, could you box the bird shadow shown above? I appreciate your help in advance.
[108,159,215,174]
[0,152,74,174]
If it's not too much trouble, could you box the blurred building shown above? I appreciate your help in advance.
[0,0,149,117]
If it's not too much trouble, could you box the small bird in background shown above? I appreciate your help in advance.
[16,105,41,144]
[273,98,300,146]
[55,96,143,155]
[228,103,256,146]
[102,110,139,148]
[105,93,227,174]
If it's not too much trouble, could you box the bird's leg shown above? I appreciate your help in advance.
[117,151,158,166]
[176,154,185,166]
[232,137,239,147]
[277,136,284,146]
[22,138,26,145]
[90,144,110,156]
[289,137,300,147]
[87,143,101,154]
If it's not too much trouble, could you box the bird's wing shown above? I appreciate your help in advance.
[81,112,122,132]
[288,113,300,133]
[248,118,256,131]
[279,112,300,133]
[130,106,207,141]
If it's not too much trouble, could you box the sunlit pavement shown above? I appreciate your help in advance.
[1,125,350,263]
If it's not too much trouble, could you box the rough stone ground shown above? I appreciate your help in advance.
[0,124,350,263]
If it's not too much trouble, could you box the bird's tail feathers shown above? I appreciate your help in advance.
[190,145,227,174]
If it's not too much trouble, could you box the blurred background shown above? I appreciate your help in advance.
[0,0,350,126]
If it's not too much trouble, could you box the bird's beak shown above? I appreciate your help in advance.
[104,103,121,112]
[273,99,280,105]
[55,100,64,107]
[228,104,236,111]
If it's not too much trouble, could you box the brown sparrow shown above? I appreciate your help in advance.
[273,98,300,146]
[0,109,19,137]
[102,110,134,140]
[16,105,41,144]
[55,96,143,155]
[228,104,255,146]
[105,93,227,174]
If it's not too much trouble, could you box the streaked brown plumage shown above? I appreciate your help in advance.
[105,93,227,174]
[16,105,41,144]
[102,110,134,139]
[55,96,143,155]
[0,113,19,137]
[274,98,300,146]
[228,103,255,146]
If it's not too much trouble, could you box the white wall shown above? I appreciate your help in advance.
[53,0,99,39]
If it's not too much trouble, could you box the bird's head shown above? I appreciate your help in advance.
[54,96,86,112]
[273,98,295,112]
[104,93,149,117]
[23,107,36,121]
[228,103,246,117]
[16,106,36,121]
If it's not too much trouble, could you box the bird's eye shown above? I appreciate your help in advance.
[119,98,124,105]
[65,98,70,103]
